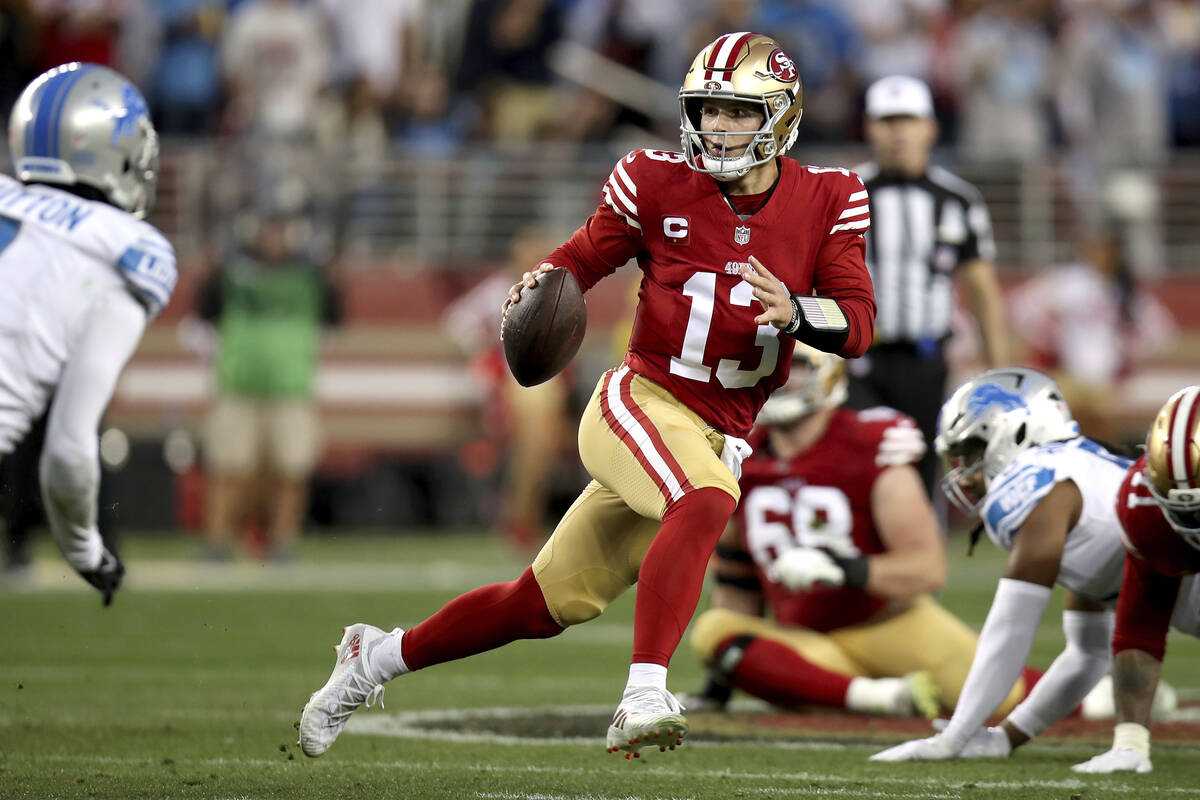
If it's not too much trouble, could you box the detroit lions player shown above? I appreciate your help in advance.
[871,368,1179,762]
[0,63,176,603]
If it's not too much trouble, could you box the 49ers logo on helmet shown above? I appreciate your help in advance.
[768,49,797,83]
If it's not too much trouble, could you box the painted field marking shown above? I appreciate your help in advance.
[12,752,1200,796]
[349,703,840,751]
[347,702,1200,753]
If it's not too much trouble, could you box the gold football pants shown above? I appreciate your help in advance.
[532,366,740,626]
[690,598,1025,715]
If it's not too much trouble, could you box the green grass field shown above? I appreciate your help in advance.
[1,530,1197,800]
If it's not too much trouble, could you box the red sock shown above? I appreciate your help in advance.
[631,487,737,667]
[721,636,853,708]
[400,567,562,671]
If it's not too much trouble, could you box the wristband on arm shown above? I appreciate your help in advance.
[829,554,869,588]
[784,295,850,353]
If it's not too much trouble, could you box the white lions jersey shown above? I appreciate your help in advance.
[981,438,1134,605]
[0,174,176,453]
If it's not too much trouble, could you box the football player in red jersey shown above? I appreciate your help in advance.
[687,346,1029,719]
[299,32,876,760]
[1074,386,1200,775]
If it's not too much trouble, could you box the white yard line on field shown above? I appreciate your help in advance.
[12,752,1200,796]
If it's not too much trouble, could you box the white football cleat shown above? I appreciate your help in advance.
[298,623,389,757]
[1072,747,1152,774]
[606,686,688,759]
[869,733,961,762]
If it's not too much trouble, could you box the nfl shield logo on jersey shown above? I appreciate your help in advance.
[734,226,750,245]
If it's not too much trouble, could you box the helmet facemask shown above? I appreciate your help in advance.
[680,92,799,181]
[757,344,847,427]
[678,33,803,181]
[1144,385,1200,550]
[1147,482,1200,548]
[101,118,158,219]
[934,369,1079,518]
[938,436,990,517]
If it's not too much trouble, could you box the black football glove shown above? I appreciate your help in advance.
[77,549,124,606]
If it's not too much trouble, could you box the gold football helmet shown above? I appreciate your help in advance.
[1145,385,1200,547]
[679,32,803,180]
[757,343,846,426]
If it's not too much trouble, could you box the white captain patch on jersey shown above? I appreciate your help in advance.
[982,438,1133,604]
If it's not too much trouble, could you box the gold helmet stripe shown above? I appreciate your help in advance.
[1168,386,1200,487]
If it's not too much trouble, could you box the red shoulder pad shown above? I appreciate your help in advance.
[852,407,926,468]
[817,167,870,237]
[602,150,690,233]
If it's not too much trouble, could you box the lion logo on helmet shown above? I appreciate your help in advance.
[111,85,149,145]
[767,49,797,83]
[966,383,1025,419]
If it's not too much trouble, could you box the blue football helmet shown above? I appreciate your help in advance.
[935,368,1079,516]
[8,62,158,218]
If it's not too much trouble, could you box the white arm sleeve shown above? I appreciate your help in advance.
[1005,609,1114,738]
[940,578,1052,748]
[40,288,146,572]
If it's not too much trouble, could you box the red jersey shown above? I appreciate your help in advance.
[732,407,920,631]
[546,150,876,438]
[1112,456,1200,660]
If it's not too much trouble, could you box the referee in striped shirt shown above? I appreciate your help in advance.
[849,75,1010,498]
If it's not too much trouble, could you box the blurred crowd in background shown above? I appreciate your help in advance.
[0,0,1194,276]
[1,0,1198,560]
[4,0,1200,156]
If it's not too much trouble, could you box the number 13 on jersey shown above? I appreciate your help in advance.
[669,271,781,389]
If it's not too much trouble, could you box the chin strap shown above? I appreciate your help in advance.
[967,522,985,557]
[699,140,758,179]
[703,158,752,181]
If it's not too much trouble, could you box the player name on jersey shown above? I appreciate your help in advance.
[0,179,93,232]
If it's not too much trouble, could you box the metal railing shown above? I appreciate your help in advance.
[149,140,1200,273]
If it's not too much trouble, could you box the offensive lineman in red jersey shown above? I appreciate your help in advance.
[298,32,876,760]
[687,346,1028,719]
[1074,386,1200,775]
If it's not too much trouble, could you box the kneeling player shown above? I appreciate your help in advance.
[872,369,1176,763]
[1073,386,1200,774]
[688,347,1033,718]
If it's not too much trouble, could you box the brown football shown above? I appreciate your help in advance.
[501,268,587,387]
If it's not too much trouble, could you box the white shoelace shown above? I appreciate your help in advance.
[622,686,685,715]
[327,672,386,724]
